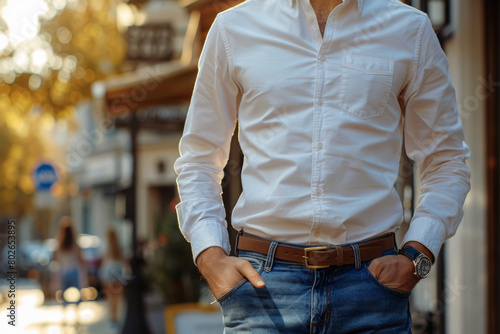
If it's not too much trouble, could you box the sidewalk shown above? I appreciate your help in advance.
[0,278,166,334]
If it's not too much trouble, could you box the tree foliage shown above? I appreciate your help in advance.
[0,0,126,215]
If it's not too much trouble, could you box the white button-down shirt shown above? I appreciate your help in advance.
[174,0,471,261]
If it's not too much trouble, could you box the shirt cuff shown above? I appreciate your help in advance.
[189,219,231,264]
[400,216,447,261]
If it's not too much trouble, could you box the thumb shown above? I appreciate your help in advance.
[238,260,265,288]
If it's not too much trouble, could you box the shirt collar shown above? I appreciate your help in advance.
[289,0,364,15]
[357,0,364,14]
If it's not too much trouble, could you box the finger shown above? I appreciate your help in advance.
[237,260,265,288]
[367,258,382,276]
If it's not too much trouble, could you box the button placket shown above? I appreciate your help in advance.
[309,9,332,239]
[299,0,322,47]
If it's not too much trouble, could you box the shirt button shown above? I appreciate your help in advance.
[318,99,324,106]
[313,230,321,238]
[320,55,326,62]
[315,188,323,196]
[317,142,323,149]
[308,16,314,24]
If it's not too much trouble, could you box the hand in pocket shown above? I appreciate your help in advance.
[197,247,265,299]
[367,254,419,293]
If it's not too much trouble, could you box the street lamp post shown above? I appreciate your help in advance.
[92,81,151,333]
[121,113,151,334]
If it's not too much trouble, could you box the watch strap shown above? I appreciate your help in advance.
[398,245,422,261]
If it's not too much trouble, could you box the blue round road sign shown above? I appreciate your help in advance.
[33,163,58,191]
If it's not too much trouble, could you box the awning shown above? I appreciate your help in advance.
[104,60,198,115]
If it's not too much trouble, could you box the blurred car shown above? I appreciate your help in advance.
[0,239,53,277]
[1,234,103,288]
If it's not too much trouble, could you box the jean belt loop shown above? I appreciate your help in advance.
[235,230,244,257]
[264,241,279,272]
[351,243,362,270]
[391,232,398,252]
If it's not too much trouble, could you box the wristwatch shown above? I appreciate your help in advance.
[398,245,432,279]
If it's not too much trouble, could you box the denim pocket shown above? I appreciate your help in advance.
[216,256,264,304]
[216,279,249,304]
[339,53,394,119]
[240,255,265,272]
[362,263,411,298]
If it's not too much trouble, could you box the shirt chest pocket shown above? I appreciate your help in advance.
[338,54,394,119]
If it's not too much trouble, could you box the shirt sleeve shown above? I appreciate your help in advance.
[174,15,240,262]
[401,17,471,259]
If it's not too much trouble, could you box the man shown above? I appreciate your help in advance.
[175,0,471,332]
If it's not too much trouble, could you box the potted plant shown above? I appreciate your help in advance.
[146,198,200,305]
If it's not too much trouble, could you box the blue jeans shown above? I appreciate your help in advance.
[61,267,81,305]
[217,242,412,334]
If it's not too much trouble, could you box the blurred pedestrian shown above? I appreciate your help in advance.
[51,216,88,304]
[99,227,125,330]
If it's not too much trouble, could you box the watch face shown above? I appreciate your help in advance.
[416,256,432,278]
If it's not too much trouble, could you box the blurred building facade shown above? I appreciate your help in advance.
[406,0,491,333]
[66,0,193,254]
[446,0,499,333]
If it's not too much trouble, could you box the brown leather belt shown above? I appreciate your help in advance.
[236,233,396,269]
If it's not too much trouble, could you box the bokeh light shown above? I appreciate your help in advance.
[2,0,50,44]
[80,287,98,301]
[55,290,64,303]
[63,287,80,303]
[29,74,42,90]
[27,268,41,280]
[18,288,45,307]
[56,26,72,43]
[0,0,73,79]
